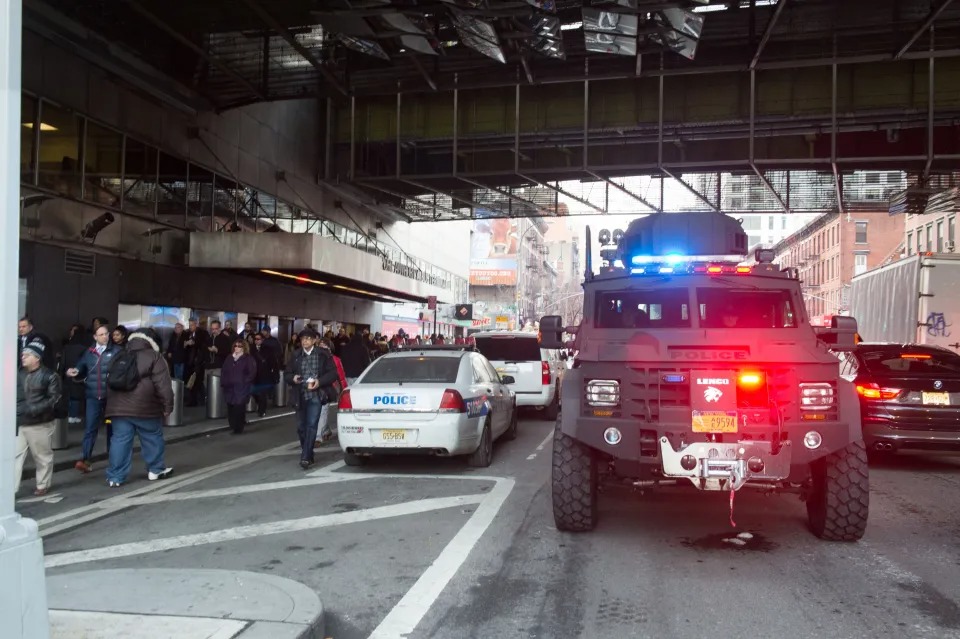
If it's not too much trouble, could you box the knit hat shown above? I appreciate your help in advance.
[22,339,45,360]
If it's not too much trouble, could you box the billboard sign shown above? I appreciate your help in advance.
[470,216,519,286]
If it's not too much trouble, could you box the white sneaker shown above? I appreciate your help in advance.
[148,468,174,481]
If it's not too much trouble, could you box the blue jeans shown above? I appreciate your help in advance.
[297,398,323,462]
[82,397,111,461]
[173,363,185,381]
[107,417,166,484]
[68,398,83,420]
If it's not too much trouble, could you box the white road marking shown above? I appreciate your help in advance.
[369,477,515,639]
[49,609,247,639]
[526,454,537,460]
[125,475,365,506]
[18,492,63,504]
[536,430,553,451]
[312,459,346,474]
[44,494,485,568]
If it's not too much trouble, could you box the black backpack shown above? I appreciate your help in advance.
[108,350,141,392]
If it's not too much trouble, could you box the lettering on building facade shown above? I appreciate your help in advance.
[382,257,452,290]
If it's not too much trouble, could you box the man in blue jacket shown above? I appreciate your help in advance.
[67,324,120,473]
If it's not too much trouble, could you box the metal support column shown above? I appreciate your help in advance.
[396,85,402,178]
[514,83,521,173]
[657,60,665,169]
[349,95,356,181]
[926,27,936,178]
[452,73,459,177]
[831,60,843,216]
[1,1,51,636]
[583,58,589,170]
[324,97,333,181]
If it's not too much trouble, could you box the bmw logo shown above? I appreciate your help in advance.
[934,380,943,390]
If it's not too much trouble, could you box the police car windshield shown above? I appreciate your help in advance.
[596,289,691,329]
[361,356,461,384]
[698,289,797,329]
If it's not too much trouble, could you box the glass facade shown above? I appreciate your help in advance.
[20,92,469,302]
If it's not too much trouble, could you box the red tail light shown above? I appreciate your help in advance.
[736,266,752,274]
[338,389,353,411]
[737,371,764,389]
[542,361,552,386]
[856,383,901,400]
[439,389,467,413]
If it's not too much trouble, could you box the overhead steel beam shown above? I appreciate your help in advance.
[357,182,461,218]
[750,0,788,69]
[750,163,789,212]
[520,56,534,84]
[400,180,498,219]
[517,174,606,214]
[895,0,956,60]
[242,0,348,96]
[832,162,844,216]
[122,0,265,101]
[409,55,437,91]
[458,178,545,214]
[317,181,412,223]
[661,169,719,211]
[587,171,661,213]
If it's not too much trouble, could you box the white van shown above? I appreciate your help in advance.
[472,331,563,420]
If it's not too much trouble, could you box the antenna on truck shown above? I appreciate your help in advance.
[584,225,593,281]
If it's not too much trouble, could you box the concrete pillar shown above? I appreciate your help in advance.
[0,1,51,637]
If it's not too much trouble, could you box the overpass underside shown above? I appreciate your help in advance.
[332,54,960,221]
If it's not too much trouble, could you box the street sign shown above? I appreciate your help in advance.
[427,296,437,310]
[455,303,473,320]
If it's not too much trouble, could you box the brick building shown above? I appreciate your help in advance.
[774,212,905,323]
[904,209,957,256]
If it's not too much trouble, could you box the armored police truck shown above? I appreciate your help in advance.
[539,212,869,541]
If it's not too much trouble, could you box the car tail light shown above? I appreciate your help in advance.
[855,382,901,401]
[586,379,619,407]
[439,389,467,413]
[542,361,551,386]
[738,371,764,389]
[736,266,752,274]
[800,382,836,410]
[338,389,353,412]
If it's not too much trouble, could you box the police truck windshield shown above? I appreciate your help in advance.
[362,357,461,383]
[596,288,798,329]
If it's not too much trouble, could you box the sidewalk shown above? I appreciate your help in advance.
[23,404,296,476]
[48,568,325,639]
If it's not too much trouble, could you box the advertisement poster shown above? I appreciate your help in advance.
[470,216,519,286]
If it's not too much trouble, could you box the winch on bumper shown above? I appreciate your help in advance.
[658,437,792,491]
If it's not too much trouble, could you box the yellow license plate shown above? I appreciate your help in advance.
[922,392,950,406]
[692,411,738,433]
[380,429,406,442]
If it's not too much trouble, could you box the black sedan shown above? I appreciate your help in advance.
[839,343,960,454]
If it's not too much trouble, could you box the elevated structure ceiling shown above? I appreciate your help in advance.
[30,0,960,220]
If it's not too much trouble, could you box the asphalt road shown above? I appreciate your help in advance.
[19,414,960,639]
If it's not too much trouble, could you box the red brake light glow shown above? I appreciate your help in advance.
[856,383,901,400]
[707,266,723,274]
[542,361,552,386]
[439,389,467,413]
[736,266,752,274]
[900,354,931,360]
[738,372,764,388]
[338,389,353,411]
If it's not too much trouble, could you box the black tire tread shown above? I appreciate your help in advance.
[543,387,560,421]
[808,440,870,542]
[504,406,519,441]
[344,452,367,467]
[551,419,597,532]
[467,421,493,467]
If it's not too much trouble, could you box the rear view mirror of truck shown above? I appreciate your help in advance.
[539,315,564,349]
[814,315,859,352]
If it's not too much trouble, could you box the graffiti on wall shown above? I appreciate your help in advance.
[926,312,953,338]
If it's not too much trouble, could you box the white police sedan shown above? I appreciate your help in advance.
[336,347,518,467]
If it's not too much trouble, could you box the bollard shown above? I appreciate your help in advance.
[205,371,226,420]
[274,380,288,408]
[166,379,184,426]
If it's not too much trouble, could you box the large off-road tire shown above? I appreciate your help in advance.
[504,404,519,441]
[552,418,597,532]
[543,386,560,422]
[806,440,870,541]
[467,421,493,467]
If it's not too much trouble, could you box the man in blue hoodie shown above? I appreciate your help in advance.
[67,324,120,473]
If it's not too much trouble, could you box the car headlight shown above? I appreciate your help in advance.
[586,379,620,407]
[799,383,835,411]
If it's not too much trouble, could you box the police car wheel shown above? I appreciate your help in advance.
[467,421,493,468]
[344,452,367,467]
[806,440,869,542]
[552,418,597,532]
[504,406,519,441]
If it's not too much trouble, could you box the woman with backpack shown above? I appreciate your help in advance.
[221,338,257,434]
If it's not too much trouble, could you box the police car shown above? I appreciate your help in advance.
[336,347,518,467]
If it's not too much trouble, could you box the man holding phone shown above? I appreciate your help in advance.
[285,328,338,469]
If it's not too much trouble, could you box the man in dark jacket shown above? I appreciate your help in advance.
[340,332,371,384]
[17,316,54,370]
[15,339,62,496]
[284,328,338,469]
[209,320,234,369]
[165,322,187,380]
[183,319,210,406]
[104,329,174,487]
[67,324,121,473]
[251,332,280,417]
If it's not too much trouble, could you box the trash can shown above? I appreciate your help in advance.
[52,416,69,450]
[206,370,226,420]
[166,379,185,427]
[274,380,288,408]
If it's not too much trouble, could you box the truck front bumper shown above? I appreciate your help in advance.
[658,437,793,491]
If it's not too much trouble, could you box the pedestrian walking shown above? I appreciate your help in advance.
[285,328,338,469]
[315,338,347,446]
[221,338,257,434]
[251,332,280,417]
[15,339,62,496]
[104,328,174,487]
[66,324,120,473]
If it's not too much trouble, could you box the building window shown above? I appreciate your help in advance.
[926,225,933,252]
[36,101,83,195]
[855,254,867,276]
[768,216,774,230]
[731,197,744,210]
[782,215,787,230]
[949,216,956,249]
[20,94,37,184]
[937,221,944,252]
[855,221,868,244]
[907,232,913,255]
[83,122,123,203]
[865,172,880,185]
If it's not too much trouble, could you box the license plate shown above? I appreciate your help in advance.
[922,392,950,406]
[692,411,738,433]
[380,429,407,442]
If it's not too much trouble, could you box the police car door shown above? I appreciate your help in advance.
[472,355,506,436]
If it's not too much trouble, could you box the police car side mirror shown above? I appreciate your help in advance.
[501,375,516,385]
[539,315,564,349]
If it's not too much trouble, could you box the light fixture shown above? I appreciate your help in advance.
[22,122,58,132]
